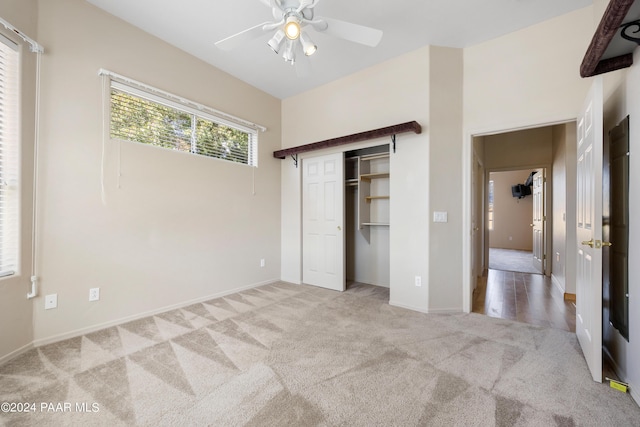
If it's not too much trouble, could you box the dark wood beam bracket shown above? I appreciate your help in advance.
[581,0,637,77]
[273,121,422,162]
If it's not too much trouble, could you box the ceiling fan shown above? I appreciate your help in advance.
[215,0,383,65]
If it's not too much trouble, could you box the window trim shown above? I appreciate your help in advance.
[111,81,259,137]
[105,73,263,167]
[99,68,265,132]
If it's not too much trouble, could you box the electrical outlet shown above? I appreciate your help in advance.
[260,259,265,268]
[415,276,422,287]
[89,288,100,302]
[45,294,58,310]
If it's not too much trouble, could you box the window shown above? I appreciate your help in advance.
[109,81,258,166]
[0,35,20,277]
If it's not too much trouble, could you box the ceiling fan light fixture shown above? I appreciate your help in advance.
[283,39,295,64]
[299,32,317,56]
[268,29,285,54]
[284,16,301,40]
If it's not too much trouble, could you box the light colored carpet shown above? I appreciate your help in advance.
[1,281,639,426]
[489,248,541,274]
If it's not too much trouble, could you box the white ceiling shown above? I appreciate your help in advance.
[86,0,592,99]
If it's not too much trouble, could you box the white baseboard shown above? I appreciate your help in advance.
[603,346,628,381]
[631,384,639,408]
[426,307,464,314]
[31,278,280,348]
[602,346,638,406]
[389,300,461,315]
[0,342,34,366]
[389,300,429,314]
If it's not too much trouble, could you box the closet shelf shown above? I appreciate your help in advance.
[360,172,389,182]
[365,195,389,202]
[361,153,390,161]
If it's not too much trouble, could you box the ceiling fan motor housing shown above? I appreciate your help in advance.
[272,0,315,21]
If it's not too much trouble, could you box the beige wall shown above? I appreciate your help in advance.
[464,7,593,134]
[0,0,38,362]
[483,127,554,170]
[489,170,533,251]
[281,46,431,312]
[463,6,592,309]
[472,137,486,277]
[28,0,281,344]
[551,122,577,295]
[428,46,464,312]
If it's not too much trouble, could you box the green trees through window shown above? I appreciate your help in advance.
[110,89,255,165]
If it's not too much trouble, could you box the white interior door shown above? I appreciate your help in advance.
[576,77,603,383]
[532,168,544,274]
[302,153,346,291]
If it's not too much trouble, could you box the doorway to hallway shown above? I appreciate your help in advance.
[487,169,544,275]
[473,270,576,332]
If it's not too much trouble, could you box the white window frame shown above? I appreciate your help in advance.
[0,33,21,278]
[101,69,264,167]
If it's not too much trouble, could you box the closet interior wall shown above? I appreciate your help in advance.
[345,145,390,287]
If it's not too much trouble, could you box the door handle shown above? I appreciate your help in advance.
[337,226,342,231]
[530,224,534,227]
[581,239,611,249]
[581,239,594,248]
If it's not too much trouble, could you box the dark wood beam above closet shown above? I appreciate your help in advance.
[273,121,422,160]
[581,0,640,77]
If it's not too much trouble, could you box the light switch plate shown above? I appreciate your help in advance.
[433,211,448,223]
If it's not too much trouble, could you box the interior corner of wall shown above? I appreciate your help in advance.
[551,273,565,294]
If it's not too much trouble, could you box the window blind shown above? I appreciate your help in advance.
[0,35,20,277]
[109,80,258,167]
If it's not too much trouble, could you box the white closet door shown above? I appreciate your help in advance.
[302,153,345,291]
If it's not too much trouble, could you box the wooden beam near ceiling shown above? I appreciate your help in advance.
[581,0,637,77]
[273,121,422,159]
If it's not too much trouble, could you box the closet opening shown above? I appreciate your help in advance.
[345,144,390,288]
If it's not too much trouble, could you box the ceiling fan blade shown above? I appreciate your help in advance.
[315,17,383,47]
[297,0,320,12]
[215,22,271,51]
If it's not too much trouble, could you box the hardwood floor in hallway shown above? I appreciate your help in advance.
[472,269,576,332]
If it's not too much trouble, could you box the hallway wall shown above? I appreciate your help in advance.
[489,170,533,251]
[551,123,577,295]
